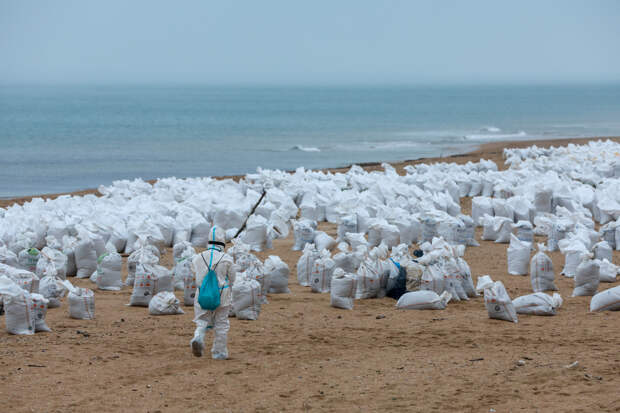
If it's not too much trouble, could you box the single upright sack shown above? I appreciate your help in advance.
[95,251,123,291]
[35,247,67,280]
[598,259,618,283]
[182,265,197,306]
[396,290,452,310]
[483,280,518,323]
[129,264,173,307]
[515,221,534,242]
[292,219,317,251]
[264,255,290,294]
[530,243,557,292]
[296,244,319,286]
[513,292,562,316]
[572,255,600,297]
[17,248,40,273]
[356,254,382,299]
[232,277,261,320]
[310,250,335,293]
[507,234,531,275]
[0,276,36,335]
[74,238,97,279]
[65,283,95,319]
[173,257,193,291]
[30,293,52,332]
[0,245,19,267]
[593,241,613,263]
[126,246,160,287]
[590,285,620,312]
[38,275,68,308]
[330,268,357,310]
[148,291,184,315]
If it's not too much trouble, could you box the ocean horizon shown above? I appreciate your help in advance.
[2,83,620,198]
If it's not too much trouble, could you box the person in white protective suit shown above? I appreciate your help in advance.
[190,226,237,359]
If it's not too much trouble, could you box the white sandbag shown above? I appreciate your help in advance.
[396,290,452,310]
[507,234,531,275]
[232,277,261,320]
[456,257,477,298]
[293,219,317,251]
[310,250,335,293]
[405,261,424,292]
[0,276,35,335]
[174,256,193,293]
[598,259,618,283]
[514,220,534,242]
[264,255,290,294]
[0,245,19,267]
[313,231,336,252]
[513,292,562,316]
[0,263,39,294]
[559,239,588,278]
[95,251,123,291]
[530,244,557,292]
[31,293,52,332]
[420,263,445,295]
[35,247,67,280]
[244,261,268,304]
[534,187,553,214]
[189,221,212,248]
[344,232,368,249]
[481,215,512,242]
[65,283,95,320]
[17,248,40,273]
[74,238,97,279]
[483,280,518,323]
[599,223,617,249]
[242,216,270,252]
[182,264,197,306]
[330,268,357,310]
[492,198,515,221]
[472,196,494,226]
[148,291,184,315]
[126,246,159,287]
[593,241,613,263]
[572,256,600,297]
[333,244,364,274]
[129,263,173,307]
[590,285,620,312]
[547,221,571,252]
[296,244,319,286]
[337,214,359,241]
[356,256,382,299]
[38,275,67,308]
[172,241,195,263]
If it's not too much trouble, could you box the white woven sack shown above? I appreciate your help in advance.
[232,277,261,320]
[396,291,452,310]
[330,269,357,310]
[484,280,518,323]
[513,292,562,316]
[590,286,620,312]
[148,291,184,315]
[530,244,557,292]
[507,234,531,275]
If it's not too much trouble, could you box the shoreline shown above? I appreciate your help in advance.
[1,135,618,208]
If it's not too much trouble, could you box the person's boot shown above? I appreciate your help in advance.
[190,327,206,357]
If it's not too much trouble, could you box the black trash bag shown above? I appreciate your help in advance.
[386,259,407,300]
[413,249,424,258]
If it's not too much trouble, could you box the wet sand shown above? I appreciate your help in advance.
[1,136,620,412]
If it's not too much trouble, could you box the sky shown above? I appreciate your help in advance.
[1,0,620,85]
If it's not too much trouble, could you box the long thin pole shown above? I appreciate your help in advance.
[233,189,267,239]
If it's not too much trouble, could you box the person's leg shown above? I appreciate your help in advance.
[190,312,214,357]
[211,306,230,360]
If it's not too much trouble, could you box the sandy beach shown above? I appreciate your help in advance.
[1,136,620,412]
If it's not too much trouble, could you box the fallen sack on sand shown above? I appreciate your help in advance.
[572,254,600,297]
[0,275,36,335]
[64,281,95,320]
[129,263,173,307]
[148,291,184,315]
[297,243,319,287]
[507,234,531,275]
[31,293,52,332]
[590,285,620,312]
[513,292,563,316]
[330,268,357,310]
[95,251,123,291]
[530,243,557,292]
[232,277,261,320]
[477,276,518,323]
[396,290,452,310]
[264,255,290,294]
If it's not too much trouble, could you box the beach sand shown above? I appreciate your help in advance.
[1,137,620,412]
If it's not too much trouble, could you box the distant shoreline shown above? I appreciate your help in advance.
[1,135,619,208]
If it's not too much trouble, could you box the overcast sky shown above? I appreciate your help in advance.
[1,0,619,84]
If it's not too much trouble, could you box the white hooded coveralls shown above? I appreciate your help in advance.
[191,245,236,359]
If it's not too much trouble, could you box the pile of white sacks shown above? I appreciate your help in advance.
[1,140,620,334]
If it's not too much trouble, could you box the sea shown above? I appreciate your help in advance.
[1,84,620,198]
